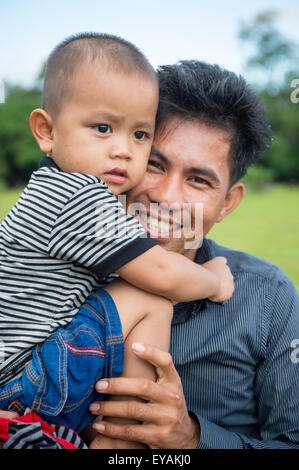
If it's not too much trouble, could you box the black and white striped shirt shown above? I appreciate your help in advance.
[0,156,156,386]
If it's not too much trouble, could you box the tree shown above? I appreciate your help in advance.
[0,85,42,187]
[239,10,299,183]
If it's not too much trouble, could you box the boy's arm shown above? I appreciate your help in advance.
[117,245,233,303]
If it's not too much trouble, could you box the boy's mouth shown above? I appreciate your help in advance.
[103,168,128,184]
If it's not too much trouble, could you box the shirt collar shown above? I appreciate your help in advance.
[194,238,215,264]
[38,155,61,171]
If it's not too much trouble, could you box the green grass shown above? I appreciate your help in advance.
[1,184,299,290]
[0,187,24,220]
[210,184,299,291]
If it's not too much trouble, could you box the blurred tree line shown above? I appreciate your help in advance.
[239,11,299,186]
[0,10,298,189]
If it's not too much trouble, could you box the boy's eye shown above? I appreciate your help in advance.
[134,131,147,140]
[95,124,112,134]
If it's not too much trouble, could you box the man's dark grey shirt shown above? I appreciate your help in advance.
[170,238,299,449]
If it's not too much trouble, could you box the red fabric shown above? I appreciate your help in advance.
[0,419,9,448]
[0,412,79,449]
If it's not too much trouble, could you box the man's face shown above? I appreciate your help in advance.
[126,117,244,258]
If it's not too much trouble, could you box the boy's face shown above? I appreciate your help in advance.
[48,61,158,196]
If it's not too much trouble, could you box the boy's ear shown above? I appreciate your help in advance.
[216,182,245,223]
[29,108,54,154]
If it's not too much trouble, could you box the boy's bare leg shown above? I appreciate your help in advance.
[89,279,173,449]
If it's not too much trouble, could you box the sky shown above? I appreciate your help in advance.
[1,0,299,88]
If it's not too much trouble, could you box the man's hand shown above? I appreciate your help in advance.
[203,256,234,303]
[89,343,200,449]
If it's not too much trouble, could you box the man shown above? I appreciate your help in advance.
[2,60,299,450]
[88,61,299,449]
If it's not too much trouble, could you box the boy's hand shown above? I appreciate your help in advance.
[202,257,234,303]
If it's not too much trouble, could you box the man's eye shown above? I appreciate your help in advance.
[148,160,163,170]
[95,124,112,134]
[190,176,209,185]
[134,131,148,140]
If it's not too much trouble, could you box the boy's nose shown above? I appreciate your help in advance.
[109,138,132,160]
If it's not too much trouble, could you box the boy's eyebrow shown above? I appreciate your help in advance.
[134,121,155,130]
[151,146,221,185]
[88,111,154,129]
[88,110,124,123]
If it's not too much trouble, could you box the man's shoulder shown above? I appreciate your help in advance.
[206,238,292,287]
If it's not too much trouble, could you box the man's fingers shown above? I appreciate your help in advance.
[92,420,158,447]
[131,342,181,384]
[95,376,179,403]
[90,400,171,424]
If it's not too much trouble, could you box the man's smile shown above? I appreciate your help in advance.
[137,209,182,239]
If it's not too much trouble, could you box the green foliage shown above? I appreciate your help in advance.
[238,11,296,75]
[0,85,42,187]
[259,81,299,182]
[239,10,299,183]
[242,165,276,191]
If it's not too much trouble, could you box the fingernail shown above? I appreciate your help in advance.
[96,380,108,391]
[93,422,105,432]
[89,403,100,412]
[132,342,145,352]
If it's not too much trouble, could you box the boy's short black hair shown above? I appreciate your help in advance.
[156,60,272,185]
[43,32,157,116]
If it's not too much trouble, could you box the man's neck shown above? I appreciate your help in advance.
[181,248,197,262]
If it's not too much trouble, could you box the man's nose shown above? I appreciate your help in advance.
[109,136,132,161]
[149,174,184,208]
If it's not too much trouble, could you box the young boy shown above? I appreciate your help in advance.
[0,33,233,447]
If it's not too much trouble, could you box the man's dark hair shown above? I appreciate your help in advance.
[43,32,157,116]
[156,60,272,185]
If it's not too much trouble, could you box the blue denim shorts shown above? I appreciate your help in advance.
[0,288,124,432]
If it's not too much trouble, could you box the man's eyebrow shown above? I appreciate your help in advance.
[150,146,169,164]
[188,166,221,185]
[151,146,221,185]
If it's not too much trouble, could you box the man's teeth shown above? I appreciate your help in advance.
[140,214,180,233]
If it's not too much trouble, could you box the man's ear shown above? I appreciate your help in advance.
[29,108,54,154]
[216,182,245,223]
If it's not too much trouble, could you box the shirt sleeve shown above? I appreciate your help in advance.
[47,182,156,277]
[192,273,299,449]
